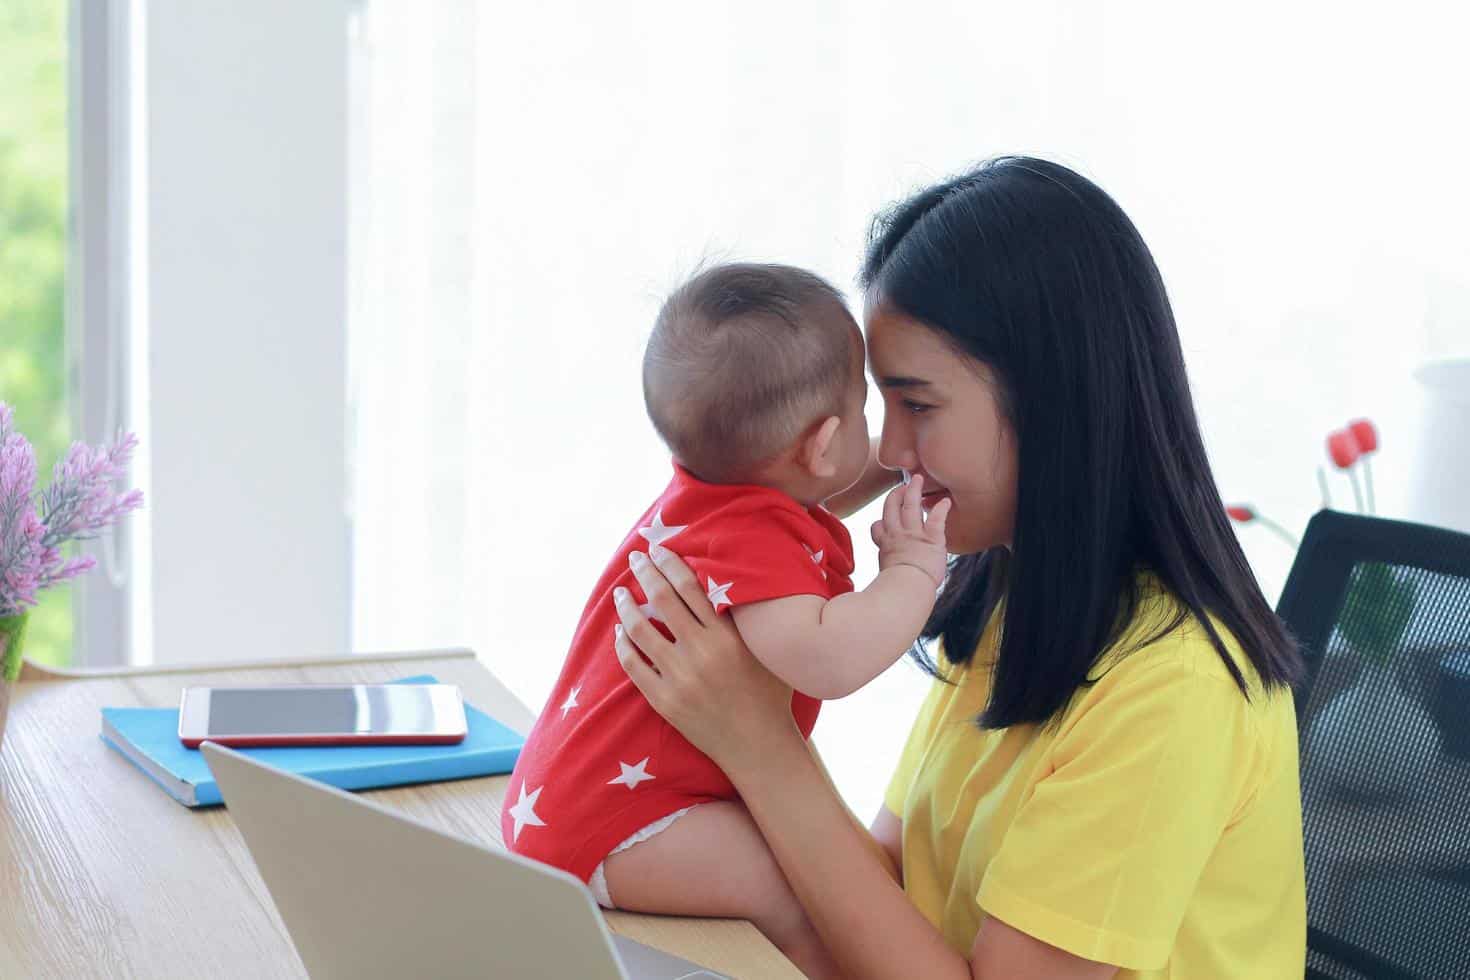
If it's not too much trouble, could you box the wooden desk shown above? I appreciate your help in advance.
[0,649,801,979]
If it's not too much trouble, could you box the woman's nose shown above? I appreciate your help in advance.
[877,422,915,472]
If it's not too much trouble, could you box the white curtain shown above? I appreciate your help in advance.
[349,0,1470,819]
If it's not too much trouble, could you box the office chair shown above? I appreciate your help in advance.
[1278,510,1470,979]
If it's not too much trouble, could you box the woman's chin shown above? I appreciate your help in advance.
[937,520,978,556]
[940,520,1010,558]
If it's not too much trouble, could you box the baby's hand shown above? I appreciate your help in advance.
[871,473,950,588]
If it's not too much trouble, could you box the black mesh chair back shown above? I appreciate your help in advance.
[1278,510,1470,979]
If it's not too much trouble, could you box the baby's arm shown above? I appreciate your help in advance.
[732,572,932,699]
[730,476,950,700]
[825,437,901,519]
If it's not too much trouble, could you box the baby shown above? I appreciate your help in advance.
[503,263,948,978]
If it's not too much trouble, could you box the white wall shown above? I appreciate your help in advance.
[349,0,1470,821]
[143,0,351,664]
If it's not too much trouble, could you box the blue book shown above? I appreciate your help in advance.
[100,674,524,808]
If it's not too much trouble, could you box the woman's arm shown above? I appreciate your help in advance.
[754,742,1112,979]
[614,547,1115,980]
[807,740,901,885]
[825,437,901,519]
[869,806,903,888]
[724,721,975,979]
[753,740,1112,980]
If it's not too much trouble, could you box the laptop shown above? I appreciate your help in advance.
[202,742,730,979]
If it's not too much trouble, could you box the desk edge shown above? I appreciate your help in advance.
[17,647,478,682]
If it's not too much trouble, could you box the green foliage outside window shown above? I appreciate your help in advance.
[1,0,73,667]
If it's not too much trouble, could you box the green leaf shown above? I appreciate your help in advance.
[1338,563,1420,665]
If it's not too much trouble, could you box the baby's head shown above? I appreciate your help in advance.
[643,263,869,501]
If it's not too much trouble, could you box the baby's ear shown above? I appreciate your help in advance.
[799,416,843,479]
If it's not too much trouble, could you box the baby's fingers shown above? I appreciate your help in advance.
[901,474,925,531]
[881,480,904,530]
[925,496,953,544]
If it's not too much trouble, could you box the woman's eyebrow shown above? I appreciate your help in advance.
[875,375,933,390]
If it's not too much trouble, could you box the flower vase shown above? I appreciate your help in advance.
[0,611,29,753]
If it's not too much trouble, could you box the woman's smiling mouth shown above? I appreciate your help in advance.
[901,470,952,509]
[920,487,952,510]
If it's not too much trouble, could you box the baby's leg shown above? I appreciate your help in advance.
[601,801,843,980]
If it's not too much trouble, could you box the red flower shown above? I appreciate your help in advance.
[1348,418,1378,454]
[1226,505,1255,523]
[1327,429,1361,469]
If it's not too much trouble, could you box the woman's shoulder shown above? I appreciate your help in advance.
[1086,574,1295,733]
[1057,582,1301,833]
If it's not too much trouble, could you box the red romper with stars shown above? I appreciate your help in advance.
[503,463,855,885]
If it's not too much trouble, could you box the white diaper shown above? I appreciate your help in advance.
[588,805,701,909]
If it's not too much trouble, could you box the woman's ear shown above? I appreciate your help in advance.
[799,416,843,479]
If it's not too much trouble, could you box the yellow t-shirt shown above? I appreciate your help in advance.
[884,581,1306,977]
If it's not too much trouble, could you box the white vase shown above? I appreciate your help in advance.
[1407,359,1470,534]
[1307,661,1442,801]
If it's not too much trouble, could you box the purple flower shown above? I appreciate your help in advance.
[39,433,144,549]
[0,402,143,617]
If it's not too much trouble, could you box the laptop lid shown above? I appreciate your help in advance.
[203,742,726,979]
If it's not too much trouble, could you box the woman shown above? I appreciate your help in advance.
[613,156,1307,979]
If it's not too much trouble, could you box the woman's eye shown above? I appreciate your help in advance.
[903,400,932,415]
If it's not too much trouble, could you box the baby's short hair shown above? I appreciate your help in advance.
[643,263,859,484]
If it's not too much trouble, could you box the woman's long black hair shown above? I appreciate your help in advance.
[861,156,1302,729]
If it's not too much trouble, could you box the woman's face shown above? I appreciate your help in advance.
[864,301,1018,556]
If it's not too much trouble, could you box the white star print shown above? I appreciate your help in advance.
[559,685,581,718]
[706,577,733,611]
[804,544,828,580]
[507,783,547,842]
[638,509,687,547]
[607,758,656,790]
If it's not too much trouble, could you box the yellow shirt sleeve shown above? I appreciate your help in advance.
[976,658,1256,969]
[883,669,955,815]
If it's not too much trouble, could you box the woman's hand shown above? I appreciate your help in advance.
[613,545,800,774]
